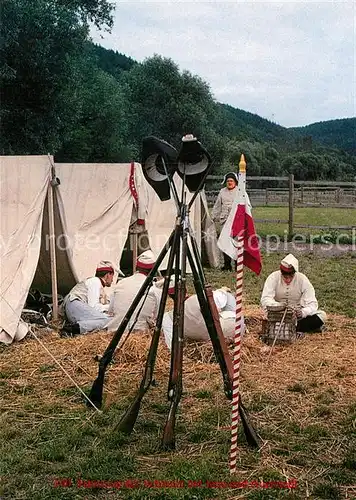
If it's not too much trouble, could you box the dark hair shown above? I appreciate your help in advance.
[95,270,114,278]
[136,265,153,275]
[280,268,295,276]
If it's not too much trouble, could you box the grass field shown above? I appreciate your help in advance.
[1,253,355,500]
[252,207,356,243]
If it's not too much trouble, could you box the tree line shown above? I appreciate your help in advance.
[1,0,355,181]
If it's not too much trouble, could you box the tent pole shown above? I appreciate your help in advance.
[47,180,58,320]
[131,232,138,273]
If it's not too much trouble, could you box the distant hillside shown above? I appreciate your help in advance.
[87,44,355,159]
[291,118,356,155]
[3,10,355,181]
[55,46,356,180]
[217,103,297,148]
[89,43,136,78]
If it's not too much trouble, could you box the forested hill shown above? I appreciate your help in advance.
[217,103,297,146]
[90,44,136,78]
[291,118,356,155]
[80,43,356,180]
[1,0,355,181]
[90,45,355,157]
[89,46,356,154]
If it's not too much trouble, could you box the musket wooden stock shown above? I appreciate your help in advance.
[116,224,181,434]
[188,270,232,399]
[186,245,260,447]
[161,282,184,450]
[115,324,162,434]
[162,206,187,450]
[205,285,234,380]
[167,281,183,398]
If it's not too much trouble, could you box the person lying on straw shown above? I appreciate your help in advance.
[153,277,245,350]
[260,253,326,334]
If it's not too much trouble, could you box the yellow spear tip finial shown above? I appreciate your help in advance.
[239,154,246,173]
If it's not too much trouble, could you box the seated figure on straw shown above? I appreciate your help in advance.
[61,261,114,337]
[154,278,245,350]
[106,250,158,333]
[261,253,326,335]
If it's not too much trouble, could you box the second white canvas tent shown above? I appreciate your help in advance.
[145,174,219,269]
[56,163,219,275]
[54,161,147,280]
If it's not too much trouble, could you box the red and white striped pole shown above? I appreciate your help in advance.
[229,154,246,474]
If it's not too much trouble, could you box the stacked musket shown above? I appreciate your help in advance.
[86,134,261,455]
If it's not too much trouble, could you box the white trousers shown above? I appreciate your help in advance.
[65,300,110,334]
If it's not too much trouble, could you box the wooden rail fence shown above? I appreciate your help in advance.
[206,174,356,237]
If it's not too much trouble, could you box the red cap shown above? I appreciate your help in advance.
[280,263,295,274]
[97,266,114,273]
[96,260,115,274]
[137,250,155,270]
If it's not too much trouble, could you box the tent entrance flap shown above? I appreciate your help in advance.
[31,189,77,296]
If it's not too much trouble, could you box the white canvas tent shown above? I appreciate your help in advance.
[55,164,219,275]
[0,156,77,344]
[54,162,148,281]
[0,156,219,345]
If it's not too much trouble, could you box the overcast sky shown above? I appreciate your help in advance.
[91,1,355,128]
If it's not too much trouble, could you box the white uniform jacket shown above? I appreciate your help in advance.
[63,277,110,313]
[106,273,157,332]
[211,187,238,226]
[261,271,319,318]
[162,290,245,350]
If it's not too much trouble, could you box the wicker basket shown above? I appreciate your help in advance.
[261,305,297,345]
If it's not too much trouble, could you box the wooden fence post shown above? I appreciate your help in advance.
[288,173,294,238]
[336,188,341,204]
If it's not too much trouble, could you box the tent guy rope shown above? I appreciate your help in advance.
[0,291,102,413]
[30,328,102,413]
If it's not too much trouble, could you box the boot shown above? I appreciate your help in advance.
[60,322,80,338]
[221,253,232,271]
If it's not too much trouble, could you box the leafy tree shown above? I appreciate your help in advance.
[55,0,114,29]
[222,140,262,176]
[282,155,305,179]
[56,62,130,162]
[0,0,114,154]
[121,55,217,153]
